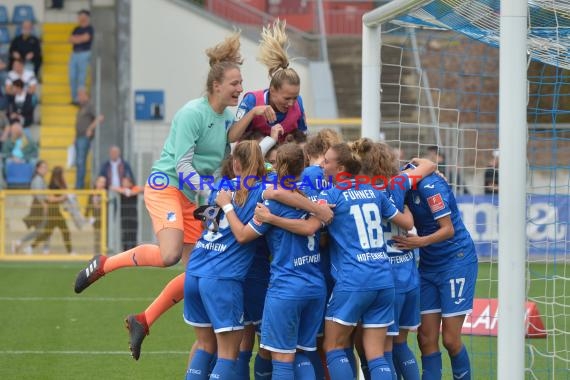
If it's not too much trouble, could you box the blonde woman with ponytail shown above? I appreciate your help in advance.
[228,19,308,148]
[73,33,245,360]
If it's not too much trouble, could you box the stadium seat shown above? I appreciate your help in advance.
[5,161,34,188]
[0,27,9,44]
[0,6,8,25]
[0,27,9,56]
[12,5,35,24]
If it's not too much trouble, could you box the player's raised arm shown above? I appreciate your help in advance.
[254,202,322,236]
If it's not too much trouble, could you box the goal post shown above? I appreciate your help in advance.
[497,1,527,379]
[361,1,529,378]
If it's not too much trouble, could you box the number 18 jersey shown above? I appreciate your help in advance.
[318,182,398,292]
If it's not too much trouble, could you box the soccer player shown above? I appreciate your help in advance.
[184,141,333,379]
[392,170,478,380]
[256,143,414,380]
[355,139,436,379]
[73,33,244,358]
[216,143,327,379]
[228,19,307,145]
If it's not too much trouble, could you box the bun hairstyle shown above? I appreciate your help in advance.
[206,32,243,94]
[330,142,362,176]
[257,19,300,90]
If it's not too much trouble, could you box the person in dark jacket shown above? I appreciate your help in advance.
[98,145,134,190]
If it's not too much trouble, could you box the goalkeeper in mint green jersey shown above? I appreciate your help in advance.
[74,32,245,361]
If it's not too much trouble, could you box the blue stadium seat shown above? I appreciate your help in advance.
[0,27,9,44]
[0,6,8,25]
[12,5,35,24]
[5,161,34,188]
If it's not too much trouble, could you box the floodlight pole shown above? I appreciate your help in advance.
[498,0,527,379]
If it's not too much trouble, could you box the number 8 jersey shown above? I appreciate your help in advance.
[318,181,399,291]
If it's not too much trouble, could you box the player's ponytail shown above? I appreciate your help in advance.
[233,141,265,206]
[257,19,300,90]
[206,32,243,95]
[275,143,305,193]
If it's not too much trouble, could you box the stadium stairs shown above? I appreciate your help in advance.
[40,22,90,188]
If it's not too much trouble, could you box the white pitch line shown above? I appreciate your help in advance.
[0,297,155,302]
[0,350,187,355]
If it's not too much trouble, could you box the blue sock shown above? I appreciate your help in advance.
[357,349,371,380]
[344,347,356,378]
[295,352,316,380]
[305,350,325,379]
[253,353,272,380]
[368,356,392,380]
[393,342,419,380]
[326,349,354,380]
[210,358,237,379]
[450,345,471,380]
[209,353,218,375]
[384,351,397,380]
[235,350,252,380]
[186,349,214,380]
[421,352,442,380]
[272,360,294,380]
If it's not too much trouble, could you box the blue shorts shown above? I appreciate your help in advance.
[325,288,395,328]
[243,275,269,328]
[419,261,478,317]
[387,287,420,335]
[183,275,245,333]
[260,294,325,353]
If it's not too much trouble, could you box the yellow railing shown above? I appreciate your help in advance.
[0,189,107,261]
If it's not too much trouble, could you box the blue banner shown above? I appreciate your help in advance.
[456,195,568,258]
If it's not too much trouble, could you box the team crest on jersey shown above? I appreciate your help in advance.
[166,211,177,222]
[427,194,445,213]
[414,196,421,205]
[317,199,328,205]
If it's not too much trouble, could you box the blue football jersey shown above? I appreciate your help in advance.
[405,173,477,272]
[317,182,398,291]
[236,91,307,132]
[187,179,264,280]
[247,237,271,281]
[383,173,420,293]
[298,165,332,201]
[249,199,326,300]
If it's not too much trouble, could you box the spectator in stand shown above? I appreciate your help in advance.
[9,21,42,78]
[69,10,94,105]
[86,176,107,253]
[484,150,499,195]
[7,79,34,127]
[74,88,104,189]
[111,176,142,251]
[30,166,75,255]
[50,0,64,10]
[98,145,134,190]
[4,58,37,96]
[0,57,8,110]
[2,119,37,163]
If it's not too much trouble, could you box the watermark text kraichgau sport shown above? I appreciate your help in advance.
[147,171,422,192]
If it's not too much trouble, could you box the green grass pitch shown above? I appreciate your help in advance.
[0,262,567,379]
